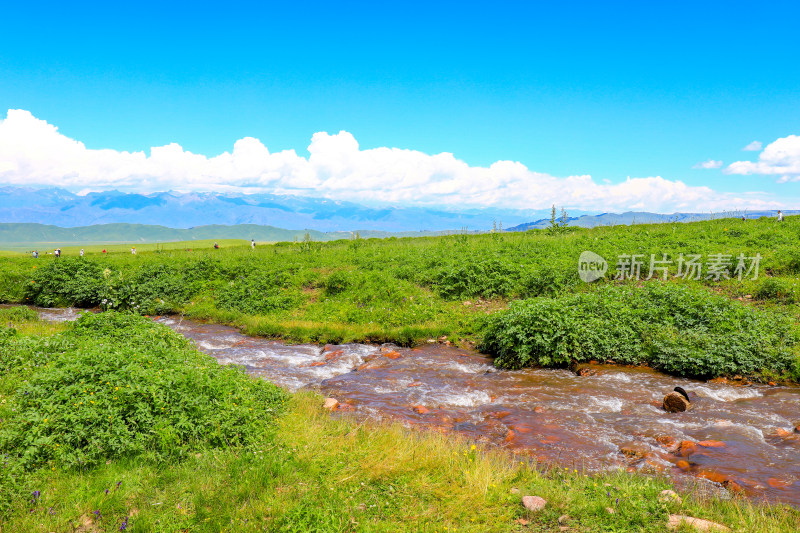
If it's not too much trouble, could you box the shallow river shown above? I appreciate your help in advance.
[32,308,800,506]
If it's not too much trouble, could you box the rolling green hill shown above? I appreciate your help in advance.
[0,223,444,250]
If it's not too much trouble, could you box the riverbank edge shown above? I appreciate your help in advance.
[2,309,800,531]
[13,298,800,387]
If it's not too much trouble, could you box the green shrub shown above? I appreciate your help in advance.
[518,263,577,297]
[322,270,352,296]
[23,259,105,307]
[480,284,799,379]
[0,262,27,303]
[0,329,73,376]
[0,312,287,472]
[307,271,443,328]
[433,257,518,299]
[0,306,38,323]
[109,262,193,314]
[215,268,303,315]
[755,278,797,303]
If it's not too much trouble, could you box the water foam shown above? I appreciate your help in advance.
[588,397,624,413]
[443,360,488,374]
[694,385,763,402]
[426,388,492,407]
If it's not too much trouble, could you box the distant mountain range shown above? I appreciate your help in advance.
[0,187,793,246]
[0,222,444,245]
[506,209,797,231]
[0,187,538,232]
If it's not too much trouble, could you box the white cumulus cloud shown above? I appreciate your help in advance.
[0,109,789,212]
[742,140,762,151]
[726,135,800,182]
[692,159,723,169]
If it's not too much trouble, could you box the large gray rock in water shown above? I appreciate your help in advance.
[663,391,690,412]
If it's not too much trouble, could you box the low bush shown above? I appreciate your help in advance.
[0,312,287,475]
[433,257,518,299]
[0,305,38,323]
[102,262,193,314]
[480,283,800,380]
[755,278,797,303]
[23,258,105,307]
[307,270,444,328]
[215,268,303,315]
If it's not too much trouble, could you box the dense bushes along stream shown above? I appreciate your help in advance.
[3,216,800,381]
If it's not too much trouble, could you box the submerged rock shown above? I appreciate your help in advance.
[655,435,678,451]
[574,365,598,377]
[677,440,697,457]
[663,391,690,412]
[619,442,652,459]
[697,440,726,448]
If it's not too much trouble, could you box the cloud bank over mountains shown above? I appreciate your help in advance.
[0,109,794,212]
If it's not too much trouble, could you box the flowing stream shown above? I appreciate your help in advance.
[30,307,800,506]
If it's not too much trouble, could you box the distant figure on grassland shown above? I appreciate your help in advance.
[214,242,219,249]
[80,248,84,257]
[54,248,61,258]
[32,250,38,258]
[777,210,784,222]
[131,247,136,255]
[251,239,256,249]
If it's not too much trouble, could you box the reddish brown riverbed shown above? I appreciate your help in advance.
[31,307,800,506]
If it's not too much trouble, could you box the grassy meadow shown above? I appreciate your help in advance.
[6,239,251,256]
[1,309,799,532]
[2,214,799,381]
[2,216,800,531]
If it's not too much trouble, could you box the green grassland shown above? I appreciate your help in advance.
[0,222,448,253]
[1,309,798,531]
[12,239,251,256]
[1,214,799,382]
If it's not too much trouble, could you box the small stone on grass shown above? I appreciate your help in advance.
[522,495,547,512]
[658,489,682,505]
[323,397,339,410]
[667,515,730,532]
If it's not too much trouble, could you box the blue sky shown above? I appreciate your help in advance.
[1,1,799,212]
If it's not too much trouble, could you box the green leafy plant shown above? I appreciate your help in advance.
[480,283,799,379]
[0,312,287,473]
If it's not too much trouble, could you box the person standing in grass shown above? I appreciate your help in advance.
[131,247,136,255]
[251,239,256,249]
[777,210,784,222]
[80,248,84,257]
